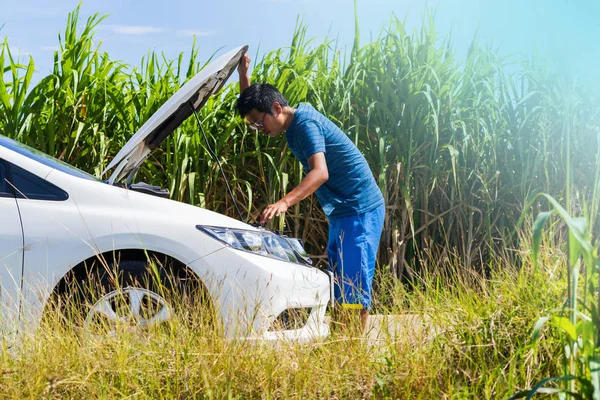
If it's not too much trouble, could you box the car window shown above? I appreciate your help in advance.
[5,162,68,201]
[0,135,100,182]
[0,160,14,198]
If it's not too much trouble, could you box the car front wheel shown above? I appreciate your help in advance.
[55,259,207,336]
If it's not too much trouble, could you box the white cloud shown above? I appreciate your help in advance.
[41,45,59,52]
[176,29,218,37]
[99,24,167,35]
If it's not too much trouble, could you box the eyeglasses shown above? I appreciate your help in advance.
[249,112,268,130]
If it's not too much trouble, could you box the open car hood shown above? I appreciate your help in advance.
[103,45,248,184]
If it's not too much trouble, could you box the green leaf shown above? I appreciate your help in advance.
[532,210,554,271]
[544,195,593,261]
[588,358,600,400]
[552,316,577,341]
[532,316,550,343]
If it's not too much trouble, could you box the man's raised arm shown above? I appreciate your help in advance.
[238,54,251,93]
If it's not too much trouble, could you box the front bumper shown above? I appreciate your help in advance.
[188,246,331,342]
[243,303,329,342]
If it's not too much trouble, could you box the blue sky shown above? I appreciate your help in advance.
[1,0,599,86]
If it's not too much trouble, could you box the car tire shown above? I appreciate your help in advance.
[50,259,212,335]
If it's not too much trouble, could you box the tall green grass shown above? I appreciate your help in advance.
[505,194,600,398]
[1,5,598,278]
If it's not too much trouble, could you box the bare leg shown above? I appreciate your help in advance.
[330,305,341,332]
[331,306,369,334]
[360,309,369,333]
[330,304,348,333]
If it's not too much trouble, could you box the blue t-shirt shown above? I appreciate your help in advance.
[285,103,384,219]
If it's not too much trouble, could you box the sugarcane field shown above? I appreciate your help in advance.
[0,1,599,398]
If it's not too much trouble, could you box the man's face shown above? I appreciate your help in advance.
[245,105,283,137]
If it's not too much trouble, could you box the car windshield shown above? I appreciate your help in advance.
[0,135,101,182]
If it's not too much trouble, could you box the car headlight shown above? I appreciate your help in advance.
[196,225,312,266]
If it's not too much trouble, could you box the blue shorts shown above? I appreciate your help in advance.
[326,203,385,310]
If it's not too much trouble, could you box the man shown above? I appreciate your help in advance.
[237,55,385,332]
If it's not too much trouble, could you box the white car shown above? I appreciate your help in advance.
[0,45,331,342]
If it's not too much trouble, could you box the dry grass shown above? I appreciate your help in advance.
[0,249,566,399]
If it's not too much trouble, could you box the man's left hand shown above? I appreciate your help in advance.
[260,199,289,224]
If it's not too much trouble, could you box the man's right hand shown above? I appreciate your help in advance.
[238,54,251,93]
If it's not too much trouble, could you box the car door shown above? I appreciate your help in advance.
[0,159,24,333]
[2,161,72,326]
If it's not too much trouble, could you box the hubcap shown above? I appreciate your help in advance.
[84,287,172,336]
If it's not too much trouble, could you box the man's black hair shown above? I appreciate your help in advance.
[236,83,289,117]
